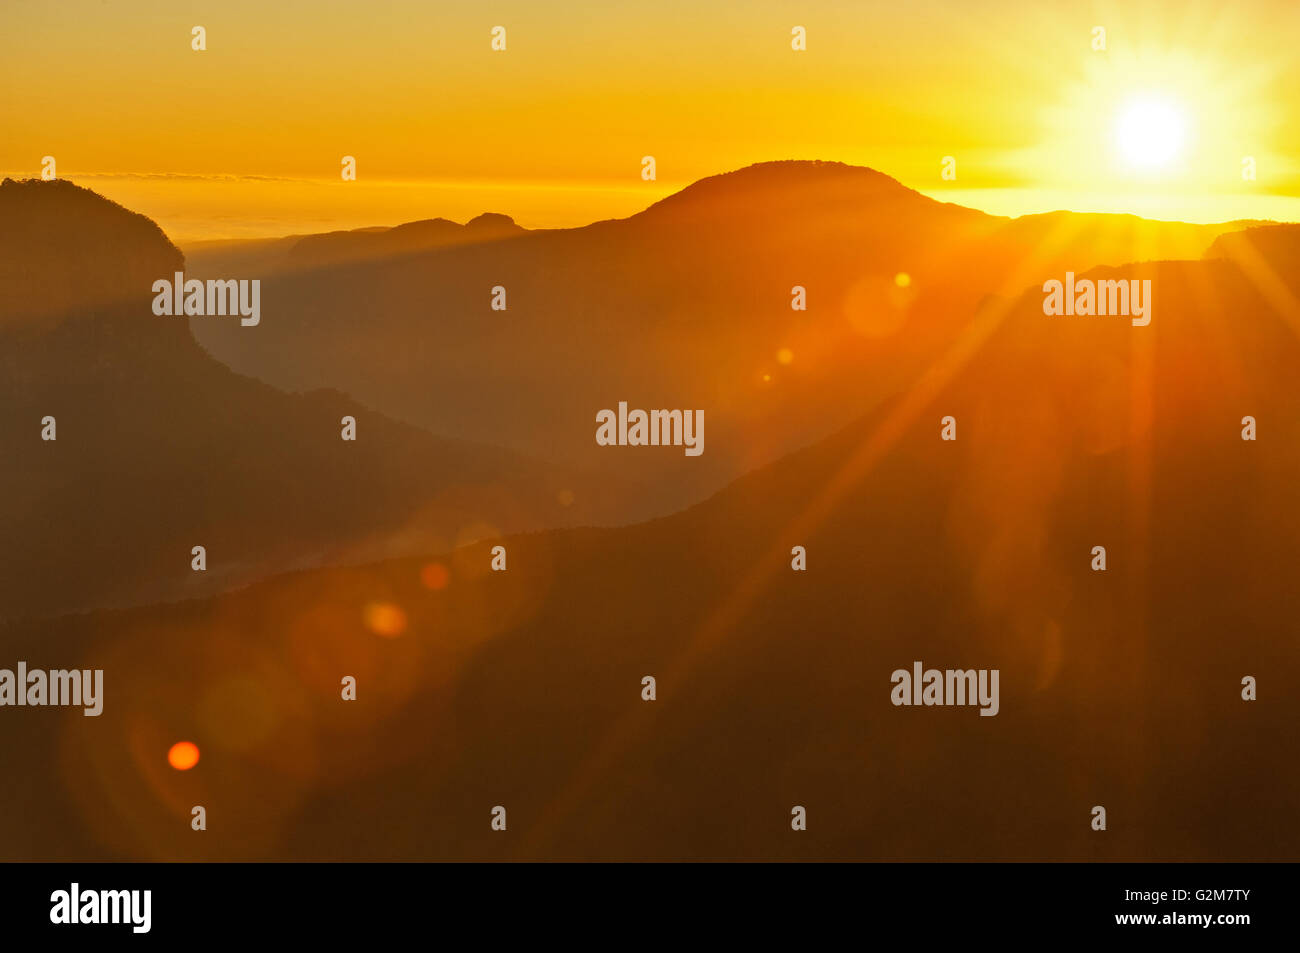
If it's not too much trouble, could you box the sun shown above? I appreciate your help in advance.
[1023,42,1272,215]
[1115,95,1188,169]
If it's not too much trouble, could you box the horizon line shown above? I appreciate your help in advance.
[10,161,1299,243]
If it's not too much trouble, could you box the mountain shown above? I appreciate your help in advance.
[0,178,624,621]
[285,213,526,270]
[2,249,1295,861]
[186,214,528,277]
[1205,222,1300,289]
[0,179,177,332]
[182,161,1262,522]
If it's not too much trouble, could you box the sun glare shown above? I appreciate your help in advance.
[1115,95,1188,169]
[1011,39,1281,218]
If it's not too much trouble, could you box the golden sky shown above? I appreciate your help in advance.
[3,0,1299,241]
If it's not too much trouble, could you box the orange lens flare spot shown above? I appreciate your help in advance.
[168,741,200,771]
[894,272,911,288]
[364,601,408,637]
[419,563,450,590]
[777,347,794,365]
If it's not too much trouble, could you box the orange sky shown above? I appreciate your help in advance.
[4,0,1299,241]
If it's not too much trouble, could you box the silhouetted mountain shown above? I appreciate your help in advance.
[0,179,623,620]
[185,213,528,278]
[183,161,1261,522]
[285,213,526,270]
[0,179,178,330]
[1205,223,1300,292]
[2,250,1295,861]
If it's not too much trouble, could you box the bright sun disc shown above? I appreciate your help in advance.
[1115,96,1187,168]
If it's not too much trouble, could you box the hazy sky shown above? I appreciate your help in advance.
[4,0,1299,240]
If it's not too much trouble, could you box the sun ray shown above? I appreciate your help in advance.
[518,211,1106,855]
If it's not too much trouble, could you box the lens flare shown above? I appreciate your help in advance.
[419,563,450,590]
[364,602,408,637]
[167,741,200,771]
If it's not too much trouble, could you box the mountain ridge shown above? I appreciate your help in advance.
[3,244,1296,860]
[181,159,1275,525]
[0,178,627,621]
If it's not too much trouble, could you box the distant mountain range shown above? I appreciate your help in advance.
[185,161,1270,520]
[186,212,527,276]
[0,178,629,621]
[1,166,1297,860]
